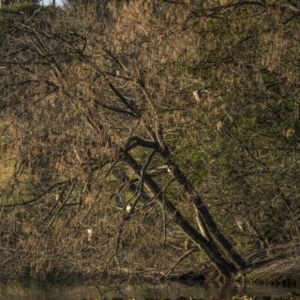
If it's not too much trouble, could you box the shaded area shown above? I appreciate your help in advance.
[1,280,300,300]
[246,242,300,286]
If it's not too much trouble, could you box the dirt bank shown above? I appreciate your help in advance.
[245,242,300,286]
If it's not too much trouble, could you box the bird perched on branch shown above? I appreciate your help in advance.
[167,164,180,178]
[236,220,247,232]
[126,203,133,213]
[184,238,192,251]
[115,194,126,208]
[216,120,224,132]
[87,228,94,243]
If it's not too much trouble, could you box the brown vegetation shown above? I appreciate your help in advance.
[0,0,300,284]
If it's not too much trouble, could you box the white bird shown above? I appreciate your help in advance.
[236,220,246,232]
[126,203,133,213]
[87,228,94,242]
[216,120,224,132]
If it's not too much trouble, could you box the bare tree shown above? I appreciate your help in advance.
[0,0,300,282]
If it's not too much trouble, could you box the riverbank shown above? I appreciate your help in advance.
[2,278,300,300]
[174,242,300,287]
[245,242,300,286]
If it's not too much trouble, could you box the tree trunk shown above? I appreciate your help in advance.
[156,147,246,272]
[123,152,240,278]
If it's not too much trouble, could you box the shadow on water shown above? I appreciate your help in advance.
[1,279,300,300]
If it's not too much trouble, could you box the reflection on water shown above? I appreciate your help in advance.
[0,279,300,300]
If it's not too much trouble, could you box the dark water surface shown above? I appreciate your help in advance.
[1,280,300,300]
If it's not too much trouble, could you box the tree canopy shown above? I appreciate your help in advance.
[0,0,300,283]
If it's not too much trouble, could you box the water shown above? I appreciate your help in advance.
[0,280,299,300]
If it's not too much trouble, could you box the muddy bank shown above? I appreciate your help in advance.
[172,242,300,287]
[245,242,300,286]
[4,242,300,287]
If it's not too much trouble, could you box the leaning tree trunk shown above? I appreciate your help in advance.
[105,79,246,279]
[123,152,242,278]
[162,150,246,272]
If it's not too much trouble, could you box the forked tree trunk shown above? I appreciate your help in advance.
[123,152,242,278]
[156,142,246,273]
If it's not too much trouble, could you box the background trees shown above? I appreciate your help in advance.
[0,0,300,282]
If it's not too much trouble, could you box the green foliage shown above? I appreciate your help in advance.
[0,1,39,14]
